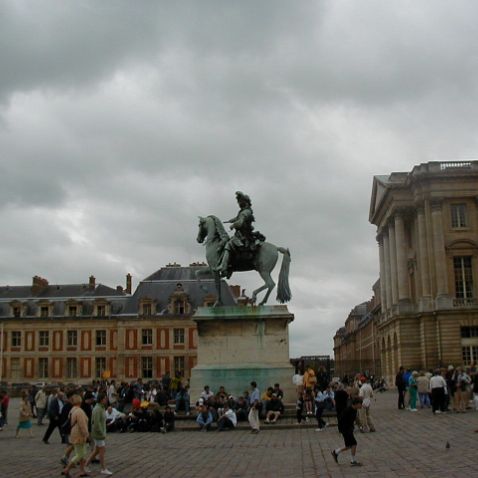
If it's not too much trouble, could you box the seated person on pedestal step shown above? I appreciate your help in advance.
[217,404,237,431]
[199,385,215,404]
[196,404,214,431]
[265,394,283,423]
[105,405,126,433]
[164,406,175,432]
[175,385,190,416]
[261,387,274,417]
[149,403,166,433]
[273,384,285,413]
[234,396,249,421]
[215,386,229,417]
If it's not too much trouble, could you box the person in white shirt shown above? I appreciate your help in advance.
[199,386,214,403]
[358,378,375,432]
[217,405,237,431]
[105,406,125,432]
[430,370,447,414]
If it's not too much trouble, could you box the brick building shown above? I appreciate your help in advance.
[0,263,238,384]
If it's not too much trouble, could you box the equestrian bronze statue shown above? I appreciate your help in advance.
[196,192,291,306]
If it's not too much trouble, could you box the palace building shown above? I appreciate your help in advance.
[0,263,239,384]
[335,161,478,383]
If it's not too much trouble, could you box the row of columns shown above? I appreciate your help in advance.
[378,201,449,313]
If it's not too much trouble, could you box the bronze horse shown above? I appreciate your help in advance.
[196,215,291,306]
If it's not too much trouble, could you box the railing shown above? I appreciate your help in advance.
[440,161,472,170]
[453,298,477,308]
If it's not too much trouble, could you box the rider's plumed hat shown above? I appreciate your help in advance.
[235,191,251,206]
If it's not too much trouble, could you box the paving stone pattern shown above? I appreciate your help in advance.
[0,391,477,477]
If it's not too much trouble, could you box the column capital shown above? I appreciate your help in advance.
[430,198,444,211]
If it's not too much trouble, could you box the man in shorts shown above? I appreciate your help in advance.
[85,392,113,475]
[331,397,363,466]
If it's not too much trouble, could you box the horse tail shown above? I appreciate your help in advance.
[276,247,291,303]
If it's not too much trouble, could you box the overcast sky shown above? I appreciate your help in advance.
[1,1,478,356]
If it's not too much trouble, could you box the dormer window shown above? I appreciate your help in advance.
[69,306,77,317]
[13,306,21,318]
[143,303,152,316]
[175,301,186,315]
[37,301,53,318]
[97,305,106,317]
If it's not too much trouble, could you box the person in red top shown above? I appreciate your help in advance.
[1,390,10,426]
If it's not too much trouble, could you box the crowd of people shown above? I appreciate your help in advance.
[2,362,478,472]
[394,364,478,415]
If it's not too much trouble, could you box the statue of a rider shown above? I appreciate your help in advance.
[215,191,266,277]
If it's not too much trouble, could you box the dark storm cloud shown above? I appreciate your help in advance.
[1,1,478,355]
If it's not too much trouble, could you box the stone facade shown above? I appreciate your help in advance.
[335,161,478,384]
[189,305,295,400]
[0,264,239,384]
[333,281,381,379]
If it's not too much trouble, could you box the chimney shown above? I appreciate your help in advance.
[229,285,241,299]
[89,275,96,290]
[116,285,123,293]
[126,273,132,294]
[32,276,49,295]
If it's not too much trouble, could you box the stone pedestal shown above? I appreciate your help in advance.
[189,305,295,402]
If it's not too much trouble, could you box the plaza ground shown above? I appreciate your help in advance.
[0,391,477,477]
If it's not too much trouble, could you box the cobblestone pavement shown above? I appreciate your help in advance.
[0,391,477,477]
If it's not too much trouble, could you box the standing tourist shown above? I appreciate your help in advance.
[16,391,33,438]
[430,370,447,414]
[85,392,113,475]
[248,381,261,434]
[454,368,471,413]
[331,397,363,466]
[1,389,10,425]
[292,367,304,398]
[407,371,418,411]
[43,389,65,444]
[416,372,431,408]
[35,387,48,426]
[358,378,376,432]
[395,367,406,410]
[107,381,117,408]
[61,395,89,478]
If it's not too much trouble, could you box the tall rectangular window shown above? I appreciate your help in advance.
[13,306,21,318]
[174,356,185,375]
[142,329,152,345]
[95,357,106,378]
[69,306,77,317]
[40,306,49,318]
[66,358,77,378]
[96,330,106,346]
[11,331,21,347]
[451,204,467,228]
[39,358,49,378]
[174,328,185,344]
[142,356,153,378]
[39,331,49,347]
[142,303,152,316]
[67,330,77,346]
[97,305,106,317]
[454,256,473,299]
